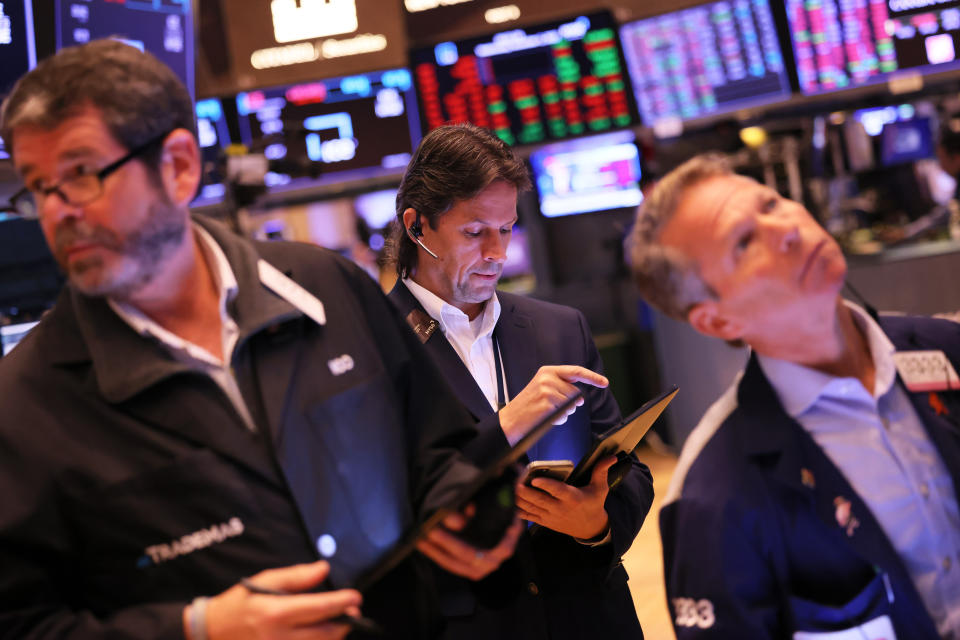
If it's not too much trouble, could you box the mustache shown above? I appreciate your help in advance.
[54,223,123,255]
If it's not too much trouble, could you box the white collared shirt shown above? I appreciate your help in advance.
[404,278,506,411]
[758,302,960,638]
[109,224,257,431]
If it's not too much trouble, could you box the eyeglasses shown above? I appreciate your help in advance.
[0,130,171,220]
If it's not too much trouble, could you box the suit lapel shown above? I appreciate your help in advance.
[737,356,908,577]
[880,319,960,505]
[388,281,494,420]
[494,295,540,457]
[495,296,537,401]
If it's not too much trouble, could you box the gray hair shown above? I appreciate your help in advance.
[1,39,196,168]
[625,153,735,321]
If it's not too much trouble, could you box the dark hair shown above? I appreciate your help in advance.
[939,121,960,156]
[625,153,733,320]
[0,39,196,168]
[387,123,531,278]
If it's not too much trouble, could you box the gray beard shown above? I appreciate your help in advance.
[58,198,187,300]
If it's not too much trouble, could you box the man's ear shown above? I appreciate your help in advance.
[402,207,418,234]
[159,128,201,207]
[687,300,745,342]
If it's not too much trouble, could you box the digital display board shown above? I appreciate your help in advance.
[619,0,791,125]
[0,0,37,159]
[55,0,194,99]
[787,0,960,95]
[880,116,934,165]
[199,0,407,98]
[0,0,35,95]
[193,98,232,206]
[235,68,421,191]
[529,130,642,217]
[410,12,636,146]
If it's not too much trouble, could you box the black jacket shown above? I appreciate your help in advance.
[0,218,483,639]
[389,281,654,640]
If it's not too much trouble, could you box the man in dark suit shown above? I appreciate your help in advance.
[0,40,522,640]
[386,124,655,639]
[626,153,960,638]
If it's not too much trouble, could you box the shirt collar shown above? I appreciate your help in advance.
[403,277,501,339]
[757,301,897,417]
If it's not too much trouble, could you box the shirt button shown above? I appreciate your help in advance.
[944,556,952,573]
[317,534,337,558]
[920,483,930,499]
[527,581,539,595]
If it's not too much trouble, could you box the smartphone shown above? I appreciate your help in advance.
[520,460,574,486]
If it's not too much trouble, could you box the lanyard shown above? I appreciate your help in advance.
[492,332,506,410]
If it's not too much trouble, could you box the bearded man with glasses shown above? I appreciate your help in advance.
[0,39,528,640]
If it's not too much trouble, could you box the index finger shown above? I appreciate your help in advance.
[256,589,363,627]
[551,365,608,387]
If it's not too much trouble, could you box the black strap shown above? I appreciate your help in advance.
[492,332,506,410]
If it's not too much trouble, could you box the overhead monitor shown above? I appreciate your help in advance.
[853,103,917,136]
[55,0,195,99]
[410,11,637,146]
[0,0,38,159]
[235,68,421,192]
[619,0,791,126]
[354,188,398,230]
[529,130,643,217]
[787,0,960,95]
[198,0,406,97]
[880,116,934,166]
[193,98,232,206]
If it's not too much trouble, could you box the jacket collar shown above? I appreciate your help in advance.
[492,292,537,401]
[49,215,302,404]
[388,280,495,419]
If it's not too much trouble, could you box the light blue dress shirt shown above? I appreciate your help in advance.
[758,303,960,639]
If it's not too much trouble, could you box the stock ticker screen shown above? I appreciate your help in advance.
[410,12,637,146]
[619,0,791,126]
[55,0,194,98]
[787,0,960,95]
[234,68,422,191]
[0,0,37,158]
[0,0,35,96]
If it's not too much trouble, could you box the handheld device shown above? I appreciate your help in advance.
[355,392,583,591]
[520,460,575,486]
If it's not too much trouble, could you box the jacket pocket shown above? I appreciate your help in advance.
[788,571,895,635]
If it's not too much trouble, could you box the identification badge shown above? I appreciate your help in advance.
[793,614,896,639]
[892,350,960,392]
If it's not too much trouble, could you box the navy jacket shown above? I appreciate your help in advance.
[0,218,483,639]
[661,314,960,639]
[389,281,654,640]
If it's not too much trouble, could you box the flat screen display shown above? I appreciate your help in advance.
[880,116,934,165]
[235,68,421,192]
[619,0,791,126]
[410,12,636,146]
[529,130,642,217]
[55,0,195,99]
[193,97,232,206]
[787,0,960,95]
[354,188,397,230]
[853,102,918,135]
[0,0,37,159]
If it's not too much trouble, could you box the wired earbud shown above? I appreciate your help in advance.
[408,211,439,260]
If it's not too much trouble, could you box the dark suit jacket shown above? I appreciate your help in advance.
[661,314,960,639]
[389,281,655,640]
[0,218,482,639]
